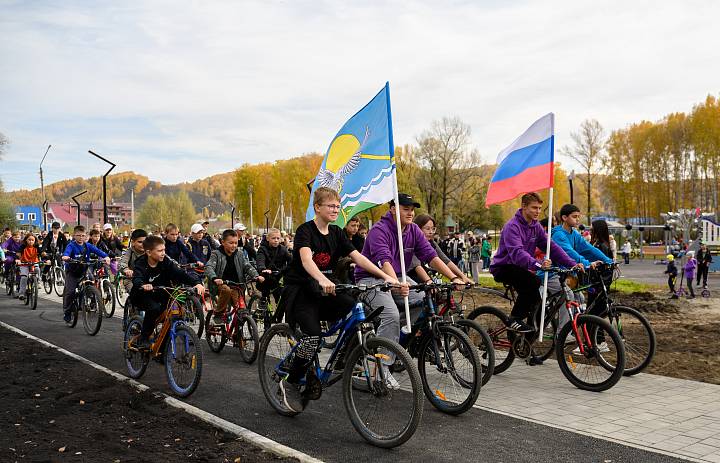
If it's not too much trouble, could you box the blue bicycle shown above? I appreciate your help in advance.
[257,283,423,448]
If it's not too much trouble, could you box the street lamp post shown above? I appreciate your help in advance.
[229,203,236,229]
[39,145,51,230]
[88,150,116,224]
[248,185,254,235]
[71,190,88,226]
[568,169,575,205]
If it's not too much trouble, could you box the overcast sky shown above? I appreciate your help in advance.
[1,0,719,191]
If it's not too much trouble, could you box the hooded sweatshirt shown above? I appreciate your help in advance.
[490,209,576,274]
[551,225,613,267]
[355,211,437,281]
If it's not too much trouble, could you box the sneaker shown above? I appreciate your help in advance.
[381,365,401,390]
[63,311,72,323]
[19,295,25,301]
[703,285,708,289]
[564,334,576,345]
[528,355,544,366]
[212,312,225,324]
[596,341,610,353]
[278,378,305,413]
[506,318,535,333]
[670,294,678,299]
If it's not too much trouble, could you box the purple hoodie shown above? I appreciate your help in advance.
[684,258,697,280]
[490,209,576,274]
[355,211,437,281]
[2,237,22,262]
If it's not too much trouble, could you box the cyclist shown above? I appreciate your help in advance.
[61,226,111,323]
[205,228,263,324]
[16,233,41,301]
[409,214,473,285]
[187,224,212,264]
[255,227,292,307]
[2,231,23,285]
[164,223,202,267]
[101,223,125,273]
[118,228,148,294]
[277,187,398,413]
[130,235,205,349]
[489,193,576,334]
[201,221,220,250]
[355,194,465,384]
[40,222,68,281]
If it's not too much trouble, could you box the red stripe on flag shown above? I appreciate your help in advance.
[485,162,554,206]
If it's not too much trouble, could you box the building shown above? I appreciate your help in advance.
[46,202,90,229]
[80,201,132,226]
[14,206,43,230]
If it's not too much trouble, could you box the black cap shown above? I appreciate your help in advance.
[51,222,61,229]
[389,193,421,209]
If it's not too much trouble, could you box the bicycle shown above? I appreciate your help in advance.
[123,285,203,398]
[469,267,626,392]
[248,270,283,333]
[18,261,41,310]
[205,279,260,364]
[5,261,19,297]
[93,260,116,318]
[115,273,131,311]
[179,263,206,338]
[390,282,483,415]
[258,283,423,448]
[64,258,104,336]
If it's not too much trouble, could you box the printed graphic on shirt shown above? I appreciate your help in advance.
[313,252,331,270]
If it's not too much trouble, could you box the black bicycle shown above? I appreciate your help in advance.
[64,258,104,336]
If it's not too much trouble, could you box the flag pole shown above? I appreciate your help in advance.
[385,82,412,332]
[539,113,555,339]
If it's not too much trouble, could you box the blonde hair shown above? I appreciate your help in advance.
[267,228,281,237]
[313,187,340,206]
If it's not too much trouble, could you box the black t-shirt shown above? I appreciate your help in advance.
[285,220,355,284]
[221,250,240,283]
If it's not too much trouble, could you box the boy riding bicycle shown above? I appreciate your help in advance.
[130,235,204,349]
[489,193,576,334]
[277,187,398,413]
[118,228,148,294]
[62,226,111,323]
[40,222,68,280]
[205,229,263,324]
[255,228,292,307]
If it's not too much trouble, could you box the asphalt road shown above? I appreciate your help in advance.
[0,295,689,463]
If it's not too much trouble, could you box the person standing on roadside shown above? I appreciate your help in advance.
[684,251,697,299]
[621,240,631,264]
[696,244,712,289]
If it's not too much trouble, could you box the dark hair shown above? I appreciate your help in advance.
[559,204,581,220]
[539,217,549,230]
[222,229,238,241]
[143,235,164,251]
[521,192,543,206]
[414,214,435,229]
[130,229,148,241]
[51,222,61,229]
[73,225,85,233]
[89,229,100,237]
[22,233,37,246]
[358,223,367,231]
[591,219,611,246]
[347,216,360,224]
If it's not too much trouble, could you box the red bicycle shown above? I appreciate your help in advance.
[204,279,260,364]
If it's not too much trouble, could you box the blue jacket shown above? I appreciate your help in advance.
[550,225,612,267]
[63,240,109,271]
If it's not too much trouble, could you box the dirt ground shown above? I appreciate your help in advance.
[0,328,297,463]
[461,287,720,385]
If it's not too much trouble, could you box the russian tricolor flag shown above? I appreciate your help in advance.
[486,113,555,206]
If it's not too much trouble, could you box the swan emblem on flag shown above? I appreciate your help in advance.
[315,126,370,194]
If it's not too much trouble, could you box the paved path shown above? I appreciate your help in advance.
[1,292,715,462]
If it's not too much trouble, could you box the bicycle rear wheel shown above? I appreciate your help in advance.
[82,286,103,336]
[453,318,495,386]
[556,314,625,392]
[115,279,128,309]
[101,279,116,318]
[257,323,300,416]
[43,271,53,294]
[236,313,259,364]
[606,305,655,376]
[343,336,423,448]
[53,266,65,297]
[123,316,149,379]
[418,324,482,415]
[165,325,203,398]
[467,306,515,374]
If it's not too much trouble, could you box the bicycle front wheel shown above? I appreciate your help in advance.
[237,314,259,364]
[115,279,128,309]
[468,306,515,374]
[30,277,39,310]
[204,312,227,353]
[417,324,482,415]
[101,279,116,318]
[165,325,203,398]
[53,267,65,297]
[606,305,656,376]
[82,286,103,336]
[343,336,423,448]
[556,314,626,392]
[43,272,53,294]
[453,318,495,386]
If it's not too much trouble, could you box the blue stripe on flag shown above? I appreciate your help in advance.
[490,136,554,183]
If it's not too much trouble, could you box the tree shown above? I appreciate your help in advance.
[0,179,16,229]
[415,117,480,226]
[561,119,606,218]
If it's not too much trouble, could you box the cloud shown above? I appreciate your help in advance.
[1,0,719,191]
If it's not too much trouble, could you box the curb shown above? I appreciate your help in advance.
[0,320,324,463]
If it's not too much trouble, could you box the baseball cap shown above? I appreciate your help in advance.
[234,223,247,231]
[190,223,204,234]
[103,223,112,230]
[389,193,421,209]
[51,222,61,229]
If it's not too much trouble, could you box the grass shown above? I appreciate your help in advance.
[609,278,662,294]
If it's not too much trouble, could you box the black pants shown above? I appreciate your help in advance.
[257,276,282,304]
[587,269,614,317]
[697,266,709,287]
[687,278,695,298]
[63,272,83,313]
[668,275,676,293]
[131,290,169,338]
[292,289,355,337]
[492,265,540,320]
